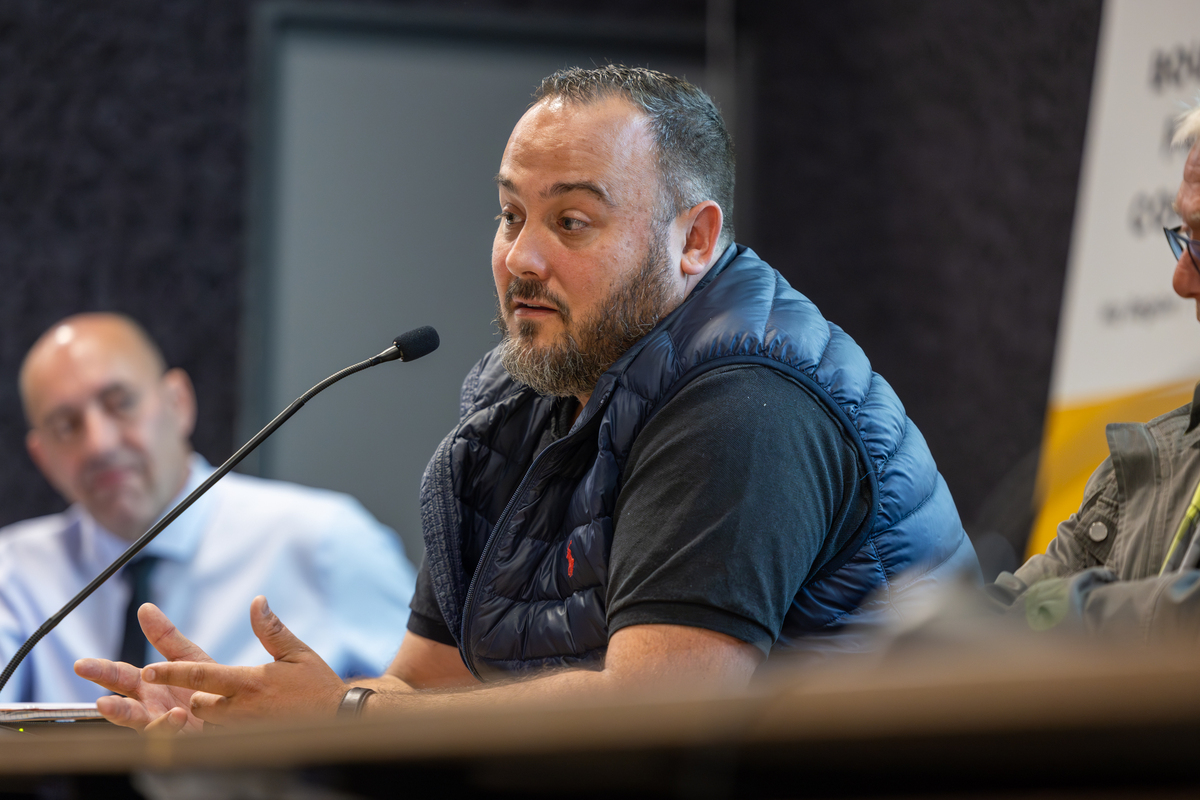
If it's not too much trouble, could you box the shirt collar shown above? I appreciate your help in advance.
[1188,381,1200,435]
[79,454,216,565]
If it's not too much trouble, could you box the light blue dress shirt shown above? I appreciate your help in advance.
[0,456,416,702]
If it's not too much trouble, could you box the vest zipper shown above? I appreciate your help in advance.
[458,387,612,681]
[459,439,562,681]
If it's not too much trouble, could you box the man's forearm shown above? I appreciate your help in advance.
[361,624,762,716]
[361,666,614,716]
[347,673,415,694]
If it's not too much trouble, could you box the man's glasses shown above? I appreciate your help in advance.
[1165,226,1200,279]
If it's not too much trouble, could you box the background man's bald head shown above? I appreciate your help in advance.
[18,312,195,540]
[20,313,166,425]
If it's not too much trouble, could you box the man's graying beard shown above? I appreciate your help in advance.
[498,232,678,398]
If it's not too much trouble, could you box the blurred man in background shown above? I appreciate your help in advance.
[990,104,1200,638]
[0,312,415,701]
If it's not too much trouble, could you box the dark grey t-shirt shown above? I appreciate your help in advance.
[407,364,869,656]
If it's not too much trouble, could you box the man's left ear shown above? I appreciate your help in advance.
[678,201,724,277]
[162,368,197,439]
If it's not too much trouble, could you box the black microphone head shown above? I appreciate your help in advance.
[394,326,439,362]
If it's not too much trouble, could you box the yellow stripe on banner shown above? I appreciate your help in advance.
[1026,380,1197,560]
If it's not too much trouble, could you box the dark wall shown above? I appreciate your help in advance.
[0,0,249,522]
[743,1,1102,567]
[0,0,1102,562]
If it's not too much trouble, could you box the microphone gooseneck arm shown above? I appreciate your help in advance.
[0,327,439,694]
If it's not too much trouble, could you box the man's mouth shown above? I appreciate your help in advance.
[85,465,136,492]
[512,298,559,316]
[80,454,144,496]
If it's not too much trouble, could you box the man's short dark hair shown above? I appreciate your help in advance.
[534,65,736,248]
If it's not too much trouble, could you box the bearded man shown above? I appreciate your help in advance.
[78,66,978,731]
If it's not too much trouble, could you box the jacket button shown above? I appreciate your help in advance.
[1088,521,1108,542]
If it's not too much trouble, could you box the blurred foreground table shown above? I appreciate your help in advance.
[1,640,1198,798]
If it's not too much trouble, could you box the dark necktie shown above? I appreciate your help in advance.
[118,556,159,667]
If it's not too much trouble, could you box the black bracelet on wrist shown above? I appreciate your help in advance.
[338,686,376,719]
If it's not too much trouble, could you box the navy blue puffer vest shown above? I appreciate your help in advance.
[421,246,979,680]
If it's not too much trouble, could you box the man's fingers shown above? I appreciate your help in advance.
[74,658,143,697]
[144,707,190,736]
[138,603,214,663]
[95,695,152,731]
[249,595,311,663]
[142,661,247,697]
[188,690,231,724]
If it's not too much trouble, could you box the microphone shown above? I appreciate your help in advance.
[392,326,440,362]
[0,327,439,693]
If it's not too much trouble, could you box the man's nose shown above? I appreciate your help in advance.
[79,405,121,456]
[504,224,550,280]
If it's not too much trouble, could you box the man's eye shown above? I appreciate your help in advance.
[496,211,521,226]
[46,419,79,440]
[560,217,587,231]
[101,389,138,418]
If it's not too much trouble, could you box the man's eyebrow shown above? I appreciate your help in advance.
[543,181,614,207]
[494,174,615,207]
[1175,198,1200,226]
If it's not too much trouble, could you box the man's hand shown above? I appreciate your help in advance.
[139,595,347,726]
[74,602,212,734]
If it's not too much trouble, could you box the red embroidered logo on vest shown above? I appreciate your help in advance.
[566,543,575,577]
